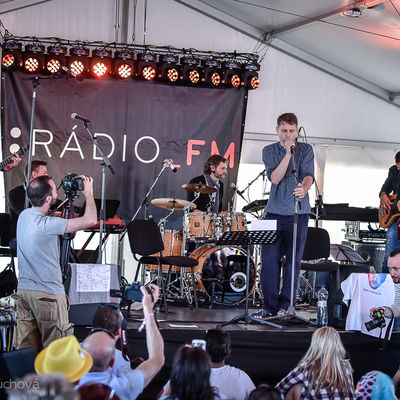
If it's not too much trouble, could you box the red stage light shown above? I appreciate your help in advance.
[230,74,241,88]
[46,58,61,74]
[117,63,133,79]
[211,72,221,86]
[92,61,109,78]
[250,76,259,89]
[142,65,156,80]
[2,54,16,69]
[187,69,200,84]
[166,67,179,82]
[70,60,86,76]
[24,57,40,72]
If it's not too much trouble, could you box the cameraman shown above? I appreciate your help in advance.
[14,174,97,353]
[370,247,400,319]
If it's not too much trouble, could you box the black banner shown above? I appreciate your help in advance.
[1,71,246,228]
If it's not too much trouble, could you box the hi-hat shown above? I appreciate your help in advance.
[151,198,196,210]
[182,183,217,194]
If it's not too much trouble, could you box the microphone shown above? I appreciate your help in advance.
[291,144,295,154]
[163,159,177,173]
[71,113,90,123]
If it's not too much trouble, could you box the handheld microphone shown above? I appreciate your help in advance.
[290,144,295,154]
[163,159,177,173]
[71,113,90,123]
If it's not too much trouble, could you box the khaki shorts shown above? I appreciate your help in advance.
[15,289,74,353]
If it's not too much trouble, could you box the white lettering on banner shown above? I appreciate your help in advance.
[122,134,127,162]
[93,133,115,159]
[134,135,160,163]
[33,129,54,157]
[60,129,84,159]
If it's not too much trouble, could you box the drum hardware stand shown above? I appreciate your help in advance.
[215,230,279,328]
[119,161,172,242]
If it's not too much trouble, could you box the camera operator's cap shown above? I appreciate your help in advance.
[35,336,93,382]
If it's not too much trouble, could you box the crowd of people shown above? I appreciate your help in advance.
[6,305,400,400]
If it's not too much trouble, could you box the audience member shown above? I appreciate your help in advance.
[159,344,226,400]
[355,370,396,400]
[247,384,282,400]
[7,372,78,400]
[92,304,130,371]
[77,382,121,400]
[205,329,255,400]
[77,284,164,400]
[276,326,354,399]
[34,335,93,383]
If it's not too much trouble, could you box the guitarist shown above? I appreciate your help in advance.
[380,151,400,273]
[8,160,48,251]
[0,152,21,172]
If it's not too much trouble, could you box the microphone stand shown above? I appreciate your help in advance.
[236,169,266,203]
[80,120,115,264]
[119,163,170,242]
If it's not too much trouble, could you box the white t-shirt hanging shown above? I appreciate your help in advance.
[341,273,395,338]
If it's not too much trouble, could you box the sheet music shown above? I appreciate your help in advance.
[76,264,111,292]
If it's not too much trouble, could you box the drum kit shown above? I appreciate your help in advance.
[148,182,261,307]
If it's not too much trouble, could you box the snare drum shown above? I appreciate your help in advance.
[147,230,183,271]
[222,212,247,232]
[191,245,256,305]
[185,212,216,241]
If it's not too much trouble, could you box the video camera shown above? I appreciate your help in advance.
[365,309,386,331]
[62,173,84,200]
[110,282,153,303]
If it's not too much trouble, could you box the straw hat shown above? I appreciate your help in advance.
[35,336,93,382]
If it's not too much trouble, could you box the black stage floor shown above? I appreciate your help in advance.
[74,303,400,400]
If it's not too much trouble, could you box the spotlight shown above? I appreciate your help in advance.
[23,43,45,73]
[202,59,222,87]
[114,50,135,79]
[90,48,112,79]
[242,61,260,90]
[137,53,157,80]
[68,46,90,78]
[181,55,201,85]
[45,45,67,74]
[158,54,181,83]
[2,41,22,71]
[223,60,242,88]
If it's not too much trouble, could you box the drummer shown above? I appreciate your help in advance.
[186,154,227,213]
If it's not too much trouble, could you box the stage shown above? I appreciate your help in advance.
[74,303,400,400]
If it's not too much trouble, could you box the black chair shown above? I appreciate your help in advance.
[127,219,199,313]
[0,213,15,261]
[300,227,340,301]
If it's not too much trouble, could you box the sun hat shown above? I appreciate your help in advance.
[35,335,93,382]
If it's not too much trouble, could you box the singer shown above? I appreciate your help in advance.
[253,112,314,320]
[186,154,227,212]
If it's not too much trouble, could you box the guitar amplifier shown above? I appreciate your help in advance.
[344,221,386,242]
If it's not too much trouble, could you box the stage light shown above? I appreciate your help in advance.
[223,60,242,88]
[23,43,45,73]
[114,50,135,79]
[137,53,157,81]
[2,41,22,71]
[181,56,201,85]
[242,61,260,90]
[45,45,67,74]
[158,54,181,83]
[68,46,90,78]
[202,59,222,87]
[90,48,112,79]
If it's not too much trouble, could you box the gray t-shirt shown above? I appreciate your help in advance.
[17,207,68,295]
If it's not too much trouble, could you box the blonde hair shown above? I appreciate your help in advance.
[300,326,354,396]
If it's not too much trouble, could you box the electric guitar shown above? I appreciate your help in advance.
[378,194,400,228]
[0,145,29,171]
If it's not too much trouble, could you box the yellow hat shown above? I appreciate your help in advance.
[35,336,93,382]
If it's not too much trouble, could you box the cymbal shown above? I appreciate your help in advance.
[182,183,217,194]
[151,198,196,211]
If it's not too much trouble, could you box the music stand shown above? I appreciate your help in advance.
[216,230,280,328]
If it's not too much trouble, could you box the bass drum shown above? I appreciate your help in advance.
[191,245,256,306]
